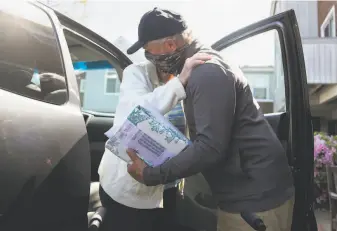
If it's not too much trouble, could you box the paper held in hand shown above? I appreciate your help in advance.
[104,105,190,167]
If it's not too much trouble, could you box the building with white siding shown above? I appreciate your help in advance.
[271,0,337,134]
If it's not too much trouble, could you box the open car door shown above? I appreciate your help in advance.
[211,9,315,231]
[0,1,131,230]
[0,2,92,231]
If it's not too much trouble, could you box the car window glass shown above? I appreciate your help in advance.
[64,30,121,114]
[0,2,67,105]
[219,29,285,114]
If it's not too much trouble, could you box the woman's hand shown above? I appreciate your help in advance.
[178,53,212,86]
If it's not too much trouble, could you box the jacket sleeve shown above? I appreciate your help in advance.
[142,63,236,186]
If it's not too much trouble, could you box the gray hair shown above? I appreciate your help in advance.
[147,29,193,46]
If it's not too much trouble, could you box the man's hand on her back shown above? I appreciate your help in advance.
[178,53,212,86]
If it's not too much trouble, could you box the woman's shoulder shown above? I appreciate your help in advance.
[123,61,158,86]
[125,61,154,73]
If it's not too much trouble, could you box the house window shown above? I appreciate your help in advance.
[104,69,119,94]
[321,5,336,38]
[253,87,267,99]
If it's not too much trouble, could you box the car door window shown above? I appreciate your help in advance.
[216,30,293,171]
[0,2,67,105]
[64,29,121,114]
[215,29,292,195]
[218,29,285,114]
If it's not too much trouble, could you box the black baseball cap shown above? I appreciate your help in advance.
[127,7,187,55]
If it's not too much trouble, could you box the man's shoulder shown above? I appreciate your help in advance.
[186,60,248,96]
[185,63,225,96]
[188,62,229,86]
[188,57,246,88]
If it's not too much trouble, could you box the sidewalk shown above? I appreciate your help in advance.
[316,210,330,231]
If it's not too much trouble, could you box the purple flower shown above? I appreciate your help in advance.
[314,133,335,165]
[313,132,337,208]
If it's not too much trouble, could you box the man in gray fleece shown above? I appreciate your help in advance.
[126,7,295,231]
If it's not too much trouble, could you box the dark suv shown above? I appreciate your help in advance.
[0,2,316,231]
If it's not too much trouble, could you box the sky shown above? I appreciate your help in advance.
[48,0,275,66]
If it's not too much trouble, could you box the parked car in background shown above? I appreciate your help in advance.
[0,1,316,231]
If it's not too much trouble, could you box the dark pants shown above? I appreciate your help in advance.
[99,186,161,231]
[157,187,178,231]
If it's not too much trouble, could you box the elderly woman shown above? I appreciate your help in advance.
[98,53,210,231]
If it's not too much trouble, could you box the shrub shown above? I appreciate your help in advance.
[314,132,337,210]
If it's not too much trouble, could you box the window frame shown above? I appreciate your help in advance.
[320,5,336,38]
[104,69,119,95]
[79,79,86,93]
[63,28,123,114]
[252,87,268,100]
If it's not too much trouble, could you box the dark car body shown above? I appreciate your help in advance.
[0,2,316,231]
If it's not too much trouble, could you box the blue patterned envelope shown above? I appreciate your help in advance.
[105,105,190,167]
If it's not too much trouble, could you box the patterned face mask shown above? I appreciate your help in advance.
[144,44,189,75]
